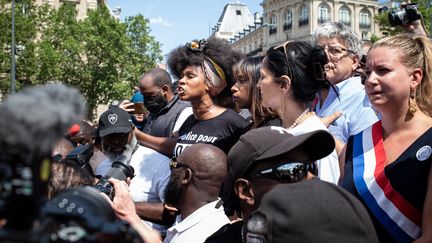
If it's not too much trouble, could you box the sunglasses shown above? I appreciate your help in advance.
[247,162,309,183]
[169,157,192,170]
[273,41,294,78]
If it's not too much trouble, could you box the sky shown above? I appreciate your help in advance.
[107,0,262,61]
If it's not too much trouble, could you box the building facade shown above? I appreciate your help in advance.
[212,1,257,41]
[227,0,382,55]
[35,0,107,19]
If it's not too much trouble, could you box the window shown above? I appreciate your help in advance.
[299,5,309,26]
[284,9,292,30]
[318,3,330,24]
[359,9,371,28]
[269,15,277,35]
[338,6,351,26]
[236,10,241,15]
[362,31,368,40]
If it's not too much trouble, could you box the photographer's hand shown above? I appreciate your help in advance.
[119,100,135,113]
[400,1,429,37]
[108,178,135,220]
[107,178,162,243]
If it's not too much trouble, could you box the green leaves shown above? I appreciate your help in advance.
[0,2,162,119]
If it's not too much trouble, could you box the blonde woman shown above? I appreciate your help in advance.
[340,34,432,242]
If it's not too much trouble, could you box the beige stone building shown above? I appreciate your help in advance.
[225,0,382,55]
[35,0,108,20]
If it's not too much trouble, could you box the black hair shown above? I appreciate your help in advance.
[167,37,244,107]
[265,41,331,103]
[142,67,172,89]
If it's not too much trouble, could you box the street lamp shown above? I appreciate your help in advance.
[10,0,16,94]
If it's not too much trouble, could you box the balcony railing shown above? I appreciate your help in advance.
[318,17,330,24]
[359,22,371,28]
[299,18,309,26]
[283,23,292,31]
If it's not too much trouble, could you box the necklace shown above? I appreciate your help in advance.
[288,109,309,130]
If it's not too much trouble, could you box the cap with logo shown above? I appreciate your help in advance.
[98,107,133,137]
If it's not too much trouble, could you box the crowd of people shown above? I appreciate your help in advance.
[1,13,431,243]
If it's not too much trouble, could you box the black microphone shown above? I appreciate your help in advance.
[0,84,86,230]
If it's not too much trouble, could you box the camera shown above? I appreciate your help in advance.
[388,3,421,26]
[64,144,95,177]
[94,161,135,200]
[39,186,143,242]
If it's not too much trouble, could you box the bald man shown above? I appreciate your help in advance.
[163,144,229,243]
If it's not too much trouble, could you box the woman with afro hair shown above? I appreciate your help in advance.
[167,37,249,156]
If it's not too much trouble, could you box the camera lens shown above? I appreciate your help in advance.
[105,161,135,181]
[389,9,407,26]
[94,161,135,200]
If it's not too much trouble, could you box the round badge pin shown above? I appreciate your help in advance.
[416,145,431,161]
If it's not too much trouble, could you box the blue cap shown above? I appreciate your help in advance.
[131,92,144,103]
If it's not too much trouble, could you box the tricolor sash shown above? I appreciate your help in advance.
[352,121,421,242]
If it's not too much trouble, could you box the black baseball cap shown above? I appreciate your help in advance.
[247,180,379,243]
[222,126,335,215]
[227,126,335,181]
[98,107,133,137]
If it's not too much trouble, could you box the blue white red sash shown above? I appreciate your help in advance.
[352,121,421,242]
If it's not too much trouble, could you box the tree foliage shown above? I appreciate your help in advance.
[0,2,162,118]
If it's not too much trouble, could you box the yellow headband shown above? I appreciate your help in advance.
[202,57,227,96]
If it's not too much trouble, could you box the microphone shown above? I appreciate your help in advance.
[0,84,86,230]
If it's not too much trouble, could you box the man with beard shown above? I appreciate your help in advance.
[205,126,335,243]
[163,144,229,243]
[120,68,192,156]
[95,107,173,234]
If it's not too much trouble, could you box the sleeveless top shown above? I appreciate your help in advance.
[341,121,432,243]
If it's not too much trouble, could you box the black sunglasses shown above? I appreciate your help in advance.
[247,162,309,183]
[169,157,192,170]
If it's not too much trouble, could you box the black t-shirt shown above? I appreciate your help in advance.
[174,109,248,156]
[142,95,190,137]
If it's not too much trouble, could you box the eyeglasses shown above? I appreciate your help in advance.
[273,41,293,78]
[319,45,356,60]
[247,162,309,183]
[169,157,192,170]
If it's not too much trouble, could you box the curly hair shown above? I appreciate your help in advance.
[47,161,95,199]
[167,37,244,107]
